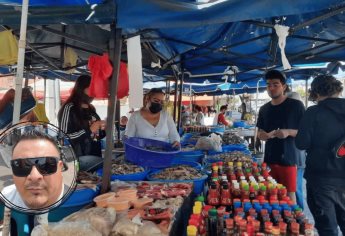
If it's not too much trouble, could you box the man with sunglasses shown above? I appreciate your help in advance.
[257,70,305,204]
[1,130,64,210]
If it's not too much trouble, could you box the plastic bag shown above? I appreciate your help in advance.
[111,217,139,236]
[31,221,102,236]
[195,133,222,152]
[63,207,116,236]
[136,221,166,236]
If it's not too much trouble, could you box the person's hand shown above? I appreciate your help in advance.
[273,129,290,139]
[258,130,275,141]
[99,120,106,130]
[90,121,101,133]
[172,141,180,148]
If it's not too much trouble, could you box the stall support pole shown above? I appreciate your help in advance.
[101,26,122,194]
[177,72,184,129]
[12,0,29,123]
[305,79,308,108]
[253,79,261,154]
[173,77,178,122]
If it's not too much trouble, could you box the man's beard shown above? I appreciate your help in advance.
[269,92,283,99]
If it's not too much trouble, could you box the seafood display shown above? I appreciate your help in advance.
[222,132,246,145]
[77,171,102,184]
[144,146,167,152]
[150,165,203,180]
[181,145,196,151]
[111,162,145,175]
[136,182,193,199]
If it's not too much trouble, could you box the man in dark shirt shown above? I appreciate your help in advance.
[257,70,305,203]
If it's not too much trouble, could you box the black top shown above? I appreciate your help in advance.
[295,97,345,185]
[257,98,305,166]
[58,103,106,157]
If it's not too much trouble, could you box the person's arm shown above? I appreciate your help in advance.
[59,104,92,142]
[124,112,137,138]
[256,107,274,141]
[167,113,180,144]
[295,109,314,150]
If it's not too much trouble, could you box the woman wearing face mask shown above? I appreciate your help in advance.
[58,75,106,157]
[125,88,180,147]
[295,75,345,236]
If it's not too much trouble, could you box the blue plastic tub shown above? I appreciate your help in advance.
[233,121,247,128]
[175,150,204,163]
[180,133,198,146]
[147,169,208,194]
[48,187,100,222]
[124,137,180,168]
[96,168,149,181]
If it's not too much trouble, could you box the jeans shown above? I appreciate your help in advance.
[296,168,304,210]
[307,182,345,236]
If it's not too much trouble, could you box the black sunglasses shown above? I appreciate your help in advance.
[10,157,59,177]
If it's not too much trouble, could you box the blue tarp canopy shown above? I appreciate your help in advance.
[0,0,345,85]
[0,0,102,6]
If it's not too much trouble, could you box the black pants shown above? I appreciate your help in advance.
[307,182,345,236]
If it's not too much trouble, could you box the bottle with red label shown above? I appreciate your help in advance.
[249,186,256,201]
[258,185,267,200]
[207,182,219,206]
[290,222,300,236]
[241,184,250,201]
[278,186,287,200]
[220,183,232,206]
[232,183,242,199]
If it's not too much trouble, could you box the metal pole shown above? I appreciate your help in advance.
[173,77,178,122]
[101,26,122,194]
[12,0,29,124]
[116,100,121,142]
[253,79,261,154]
[305,79,308,108]
[177,72,184,129]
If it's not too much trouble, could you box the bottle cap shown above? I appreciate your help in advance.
[194,201,202,209]
[209,208,218,217]
[195,196,205,202]
[187,225,197,236]
[193,206,202,214]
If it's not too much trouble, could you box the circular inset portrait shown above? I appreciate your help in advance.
[0,122,77,214]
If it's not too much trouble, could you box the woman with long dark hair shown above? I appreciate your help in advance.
[58,75,105,157]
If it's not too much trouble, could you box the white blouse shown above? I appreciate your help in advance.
[125,110,180,143]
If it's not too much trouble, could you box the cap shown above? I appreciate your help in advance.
[265,70,286,84]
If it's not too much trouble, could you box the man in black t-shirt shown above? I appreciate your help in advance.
[257,70,305,204]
